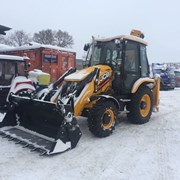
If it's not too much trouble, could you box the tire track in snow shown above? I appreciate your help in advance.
[156,116,174,180]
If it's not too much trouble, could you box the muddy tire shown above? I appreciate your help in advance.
[88,100,118,137]
[127,86,153,124]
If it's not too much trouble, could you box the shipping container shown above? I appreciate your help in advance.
[0,44,76,82]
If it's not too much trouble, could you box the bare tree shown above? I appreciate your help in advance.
[10,30,31,46]
[0,30,31,47]
[0,35,5,44]
[0,35,14,46]
[33,29,55,45]
[1,28,74,48]
[55,30,74,48]
[33,29,74,48]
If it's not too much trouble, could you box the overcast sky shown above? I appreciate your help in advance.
[1,0,180,63]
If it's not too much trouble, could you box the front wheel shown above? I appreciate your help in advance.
[127,86,153,124]
[88,100,118,137]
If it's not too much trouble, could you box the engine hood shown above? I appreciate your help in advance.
[65,65,112,82]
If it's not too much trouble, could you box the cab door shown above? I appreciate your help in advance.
[123,41,140,91]
[139,44,149,77]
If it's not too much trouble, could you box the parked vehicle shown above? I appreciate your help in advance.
[0,54,35,112]
[174,70,180,87]
[0,43,76,82]
[0,30,160,155]
[152,64,175,90]
[28,67,76,101]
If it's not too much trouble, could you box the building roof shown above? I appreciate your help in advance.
[0,42,76,54]
[0,25,11,35]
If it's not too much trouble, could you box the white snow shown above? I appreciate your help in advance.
[65,70,89,81]
[0,54,26,61]
[0,43,76,54]
[0,44,13,49]
[0,88,180,180]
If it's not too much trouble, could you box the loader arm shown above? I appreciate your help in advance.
[60,65,113,116]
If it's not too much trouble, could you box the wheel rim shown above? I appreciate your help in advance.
[140,94,151,117]
[102,109,114,129]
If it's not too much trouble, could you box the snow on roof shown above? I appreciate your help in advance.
[96,35,148,45]
[0,42,76,53]
[0,44,14,49]
[0,54,26,61]
[174,69,180,72]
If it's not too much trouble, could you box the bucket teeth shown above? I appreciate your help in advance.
[0,132,4,135]
[8,137,16,141]
[39,151,47,156]
[22,144,30,148]
[2,134,10,138]
[15,140,22,144]
[29,147,47,156]
[0,132,49,155]
[0,95,82,156]
[30,147,38,152]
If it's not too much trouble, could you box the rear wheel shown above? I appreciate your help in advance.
[127,86,153,124]
[88,100,118,137]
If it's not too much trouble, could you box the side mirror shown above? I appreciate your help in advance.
[27,62,31,68]
[115,39,122,49]
[25,62,31,70]
[83,43,90,51]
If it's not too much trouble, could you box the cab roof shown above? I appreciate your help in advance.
[95,35,148,46]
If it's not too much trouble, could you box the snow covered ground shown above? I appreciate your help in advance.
[0,88,180,180]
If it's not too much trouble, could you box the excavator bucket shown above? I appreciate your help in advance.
[0,94,82,155]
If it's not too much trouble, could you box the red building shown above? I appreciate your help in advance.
[0,43,76,82]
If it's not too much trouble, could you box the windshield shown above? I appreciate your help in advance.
[167,68,175,75]
[17,61,26,76]
[175,71,180,77]
[0,61,16,85]
[0,61,25,86]
[92,45,102,65]
[153,69,163,74]
[90,41,122,68]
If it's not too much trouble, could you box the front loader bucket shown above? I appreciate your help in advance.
[0,95,82,155]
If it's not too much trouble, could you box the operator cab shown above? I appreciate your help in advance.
[84,30,150,95]
[0,55,28,109]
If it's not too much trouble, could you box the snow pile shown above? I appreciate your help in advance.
[0,113,5,122]
[0,88,180,180]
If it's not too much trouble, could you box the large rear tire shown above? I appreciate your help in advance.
[88,100,118,137]
[127,86,153,124]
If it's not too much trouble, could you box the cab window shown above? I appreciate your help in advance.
[140,45,149,77]
[0,61,15,86]
[124,42,139,72]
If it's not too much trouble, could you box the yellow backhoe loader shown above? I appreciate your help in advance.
[0,30,160,155]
